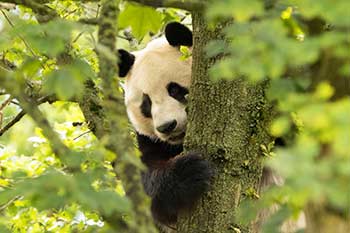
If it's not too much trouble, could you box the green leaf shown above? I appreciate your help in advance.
[270,116,291,137]
[43,59,92,100]
[119,3,162,40]
[206,0,264,22]
[10,19,76,56]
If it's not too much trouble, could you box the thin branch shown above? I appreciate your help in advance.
[0,2,15,10]
[0,95,13,111]
[127,0,204,11]
[16,97,70,158]
[0,95,55,137]
[72,31,85,43]
[0,10,37,58]
[10,100,20,106]
[0,0,58,22]
[0,110,25,136]
[78,17,99,25]
[0,72,63,152]
[0,196,21,213]
[73,130,91,141]
[62,9,78,19]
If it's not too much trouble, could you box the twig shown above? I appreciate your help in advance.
[72,31,85,43]
[15,96,70,158]
[0,95,55,137]
[0,96,13,111]
[0,10,37,58]
[0,196,21,213]
[73,130,91,141]
[78,17,99,25]
[10,100,20,106]
[95,3,100,18]
[0,110,25,136]
[63,9,77,19]
[0,96,13,128]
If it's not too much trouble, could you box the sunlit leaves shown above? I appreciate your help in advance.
[9,19,77,56]
[208,19,320,82]
[290,0,350,26]
[0,2,139,232]
[206,0,264,22]
[119,3,162,40]
[43,59,93,100]
[205,1,350,230]
[270,116,291,137]
[0,170,131,216]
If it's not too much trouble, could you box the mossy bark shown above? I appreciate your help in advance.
[176,13,271,233]
[91,1,158,232]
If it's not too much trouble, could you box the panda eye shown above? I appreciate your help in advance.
[167,82,189,104]
[140,94,152,118]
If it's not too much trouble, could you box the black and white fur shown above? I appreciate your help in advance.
[117,22,305,231]
[118,22,213,225]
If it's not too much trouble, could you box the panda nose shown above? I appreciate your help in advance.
[156,120,177,134]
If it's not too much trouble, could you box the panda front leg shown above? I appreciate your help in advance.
[142,153,214,224]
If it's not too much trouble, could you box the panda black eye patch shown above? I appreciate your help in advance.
[140,94,152,118]
[167,82,189,104]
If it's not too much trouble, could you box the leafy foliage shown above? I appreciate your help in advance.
[119,3,162,40]
[0,0,349,232]
[206,0,350,231]
[0,1,189,232]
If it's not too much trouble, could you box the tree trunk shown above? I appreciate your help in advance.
[176,13,271,233]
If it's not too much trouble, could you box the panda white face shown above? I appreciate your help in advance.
[124,37,192,144]
[118,22,193,145]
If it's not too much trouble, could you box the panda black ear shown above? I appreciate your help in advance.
[117,49,135,77]
[165,22,193,47]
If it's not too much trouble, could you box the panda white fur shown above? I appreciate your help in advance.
[117,22,305,231]
[117,22,213,225]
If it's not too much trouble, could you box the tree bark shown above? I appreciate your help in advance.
[176,12,271,233]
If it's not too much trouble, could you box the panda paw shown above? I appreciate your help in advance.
[151,153,214,224]
[172,153,214,205]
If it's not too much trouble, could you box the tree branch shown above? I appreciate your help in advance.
[78,17,99,25]
[127,0,204,11]
[0,2,15,10]
[0,95,13,111]
[0,110,25,136]
[0,0,58,22]
[95,1,157,232]
[0,95,55,137]
[0,70,71,163]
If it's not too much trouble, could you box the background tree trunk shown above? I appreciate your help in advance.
[176,13,272,233]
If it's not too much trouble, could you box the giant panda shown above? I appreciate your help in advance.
[117,22,305,231]
[117,22,213,225]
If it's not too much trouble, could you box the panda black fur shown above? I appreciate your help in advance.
[118,22,306,232]
[117,22,214,225]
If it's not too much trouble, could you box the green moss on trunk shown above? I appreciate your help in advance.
[176,12,271,233]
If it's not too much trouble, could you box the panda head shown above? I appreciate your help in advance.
[118,22,193,145]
